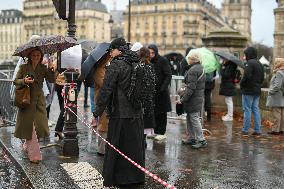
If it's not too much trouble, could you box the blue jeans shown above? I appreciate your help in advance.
[90,86,95,113]
[242,95,261,133]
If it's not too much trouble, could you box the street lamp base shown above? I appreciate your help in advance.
[63,138,79,157]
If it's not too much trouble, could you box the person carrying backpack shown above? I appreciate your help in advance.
[93,37,145,187]
[266,58,284,135]
[219,59,237,121]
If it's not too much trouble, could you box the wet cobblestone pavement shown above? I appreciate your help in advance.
[1,96,284,189]
[0,148,32,189]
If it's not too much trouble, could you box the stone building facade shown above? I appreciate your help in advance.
[0,9,22,63]
[22,0,111,43]
[124,0,251,54]
[221,0,252,42]
[274,0,284,59]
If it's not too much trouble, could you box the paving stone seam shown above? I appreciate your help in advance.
[0,137,34,189]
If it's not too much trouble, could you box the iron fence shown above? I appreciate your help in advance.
[0,79,17,126]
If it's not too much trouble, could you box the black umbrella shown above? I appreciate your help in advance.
[164,52,184,62]
[215,51,245,68]
[80,42,110,80]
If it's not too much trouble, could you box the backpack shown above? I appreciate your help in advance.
[232,69,242,84]
[126,61,156,115]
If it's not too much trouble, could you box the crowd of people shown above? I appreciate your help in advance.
[12,36,284,187]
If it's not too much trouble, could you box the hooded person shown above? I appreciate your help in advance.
[93,37,145,187]
[266,58,284,135]
[240,47,264,136]
[148,44,172,141]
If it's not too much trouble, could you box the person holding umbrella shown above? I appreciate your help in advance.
[14,48,55,163]
[215,51,244,122]
[13,35,77,162]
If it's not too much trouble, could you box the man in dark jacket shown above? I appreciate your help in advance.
[93,37,145,187]
[179,51,207,149]
[240,47,264,136]
[148,44,172,141]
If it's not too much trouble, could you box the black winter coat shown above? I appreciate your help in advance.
[219,62,237,96]
[181,62,205,113]
[149,44,172,113]
[240,47,264,95]
[94,51,142,118]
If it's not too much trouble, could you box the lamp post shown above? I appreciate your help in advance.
[108,15,114,40]
[63,0,79,157]
[203,13,209,37]
[128,0,131,42]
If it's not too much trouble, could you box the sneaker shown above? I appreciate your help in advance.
[222,115,233,121]
[154,134,167,141]
[191,140,207,149]
[221,114,228,120]
[182,139,196,145]
[242,131,249,137]
[147,134,157,139]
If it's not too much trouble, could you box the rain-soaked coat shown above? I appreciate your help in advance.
[14,62,55,140]
[94,50,145,187]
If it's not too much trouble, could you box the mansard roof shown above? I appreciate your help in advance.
[76,0,108,13]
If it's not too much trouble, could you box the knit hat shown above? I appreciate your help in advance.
[108,37,128,51]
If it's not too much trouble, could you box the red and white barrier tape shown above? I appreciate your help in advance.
[64,104,176,189]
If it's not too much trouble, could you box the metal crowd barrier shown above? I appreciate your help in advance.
[0,79,17,126]
[168,75,186,120]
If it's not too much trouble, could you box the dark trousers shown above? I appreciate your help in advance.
[55,86,64,132]
[46,105,51,119]
[154,112,167,135]
[204,89,212,121]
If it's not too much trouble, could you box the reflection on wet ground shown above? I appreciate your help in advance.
[1,96,284,189]
[0,148,32,189]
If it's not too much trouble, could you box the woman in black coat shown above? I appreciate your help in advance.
[219,60,237,121]
[148,44,172,140]
[138,47,156,148]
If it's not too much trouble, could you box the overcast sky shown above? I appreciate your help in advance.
[0,0,277,47]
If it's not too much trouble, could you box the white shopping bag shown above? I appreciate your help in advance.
[61,44,82,70]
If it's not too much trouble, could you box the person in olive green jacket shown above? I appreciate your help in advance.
[14,48,55,163]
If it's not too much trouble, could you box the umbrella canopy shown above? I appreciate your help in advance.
[13,35,77,57]
[79,40,97,53]
[187,47,220,73]
[164,52,184,62]
[215,51,245,68]
[80,42,110,80]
